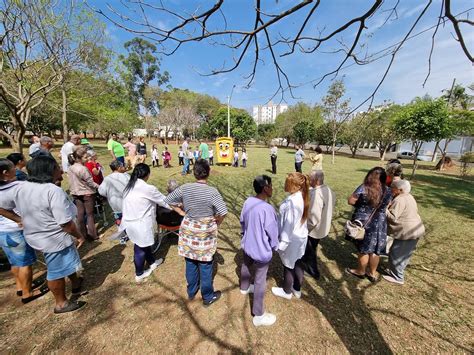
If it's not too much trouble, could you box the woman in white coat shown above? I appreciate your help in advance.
[122,163,170,282]
[272,172,310,300]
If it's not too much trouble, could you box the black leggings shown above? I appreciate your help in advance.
[134,244,155,276]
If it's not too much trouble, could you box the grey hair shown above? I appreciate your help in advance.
[40,136,52,145]
[86,149,97,158]
[386,162,403,177]
[309,170,324,185]
[167,179,179,193]
[391,179,411,194]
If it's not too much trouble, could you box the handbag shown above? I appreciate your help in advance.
[344,199,383,240]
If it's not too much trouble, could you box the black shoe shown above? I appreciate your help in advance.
[203,291,221,307]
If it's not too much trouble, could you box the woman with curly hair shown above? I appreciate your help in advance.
[272,172,310,300]
[346,167,392,282]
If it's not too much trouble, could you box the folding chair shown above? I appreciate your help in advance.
[152,207,183,254]
[152,224,180,254]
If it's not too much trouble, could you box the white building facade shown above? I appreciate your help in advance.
[252,102,288,125]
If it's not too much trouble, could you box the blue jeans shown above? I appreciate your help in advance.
[182,158,190,175]
[185,257,214,301]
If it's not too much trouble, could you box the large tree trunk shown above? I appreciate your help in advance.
[61,86,69,143]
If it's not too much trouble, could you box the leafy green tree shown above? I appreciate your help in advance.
[257,123,276,145]
[366,104,404,161]
[208,107,256,143]
[322,80,351,164]
[274,102,322,146]
[0,0,94,152]
[442,83,472,110]
[340,114,368,158]
[394,98,450,177]
[120,37,170,115]
[293,121,316,148]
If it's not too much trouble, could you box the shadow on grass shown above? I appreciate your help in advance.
[313,236,393,354]
[413,174,474,219]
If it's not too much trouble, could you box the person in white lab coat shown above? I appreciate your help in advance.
[302,170,335,280]
[121,163,171,282]
[272,172,310,300]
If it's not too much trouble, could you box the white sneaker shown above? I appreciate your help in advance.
[271,287,292,300]
[149,258,164,271]
[135,268,153,283]
[382,274,404,285]
[253,312,277,327]
[240,284,254,295]
[291,288,302,299]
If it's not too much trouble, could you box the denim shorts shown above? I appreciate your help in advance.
[43,244,83,281]
[0,230,37,267]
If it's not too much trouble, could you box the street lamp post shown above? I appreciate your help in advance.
[227,85,236,137]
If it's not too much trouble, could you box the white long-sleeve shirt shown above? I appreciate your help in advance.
[98,172,130,213]
[307,184,335,239]
[278,191,308,269]
[121,179,170,247]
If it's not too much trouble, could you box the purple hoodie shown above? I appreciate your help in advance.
[240,196,279,263]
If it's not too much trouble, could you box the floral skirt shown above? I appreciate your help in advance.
[178,216,217,262]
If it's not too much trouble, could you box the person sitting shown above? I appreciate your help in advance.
[156,179,183,227]
[383,180,425,285]
[6,153,27,181]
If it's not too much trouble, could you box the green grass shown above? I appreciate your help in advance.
[0,140,472,353]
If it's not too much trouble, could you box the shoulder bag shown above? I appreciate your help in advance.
[344,199,383,240]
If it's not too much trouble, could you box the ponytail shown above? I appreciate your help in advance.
[124,163,150,195]
[300,174,310,223]
[285,172,310,223]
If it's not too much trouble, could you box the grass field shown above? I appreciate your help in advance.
[0,140,473,353]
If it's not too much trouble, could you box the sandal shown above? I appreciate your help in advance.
[54,300,87,314]
[21,287,50,304]
[345,267,365,279]
[365,273,378,283]
[32,277,46,290]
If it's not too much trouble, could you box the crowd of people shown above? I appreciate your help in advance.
[0,136,425,327]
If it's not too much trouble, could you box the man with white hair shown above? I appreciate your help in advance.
[60,135,81,173]
[303,170,335,279]
[30,136,54,159]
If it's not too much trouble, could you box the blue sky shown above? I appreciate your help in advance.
[90,0,474,111]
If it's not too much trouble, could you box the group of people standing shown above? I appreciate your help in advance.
[0,138,425,327]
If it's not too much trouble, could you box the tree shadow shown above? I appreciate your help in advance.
[412,174,474,219]
[309,236,393,354]
[80,244,126,291]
